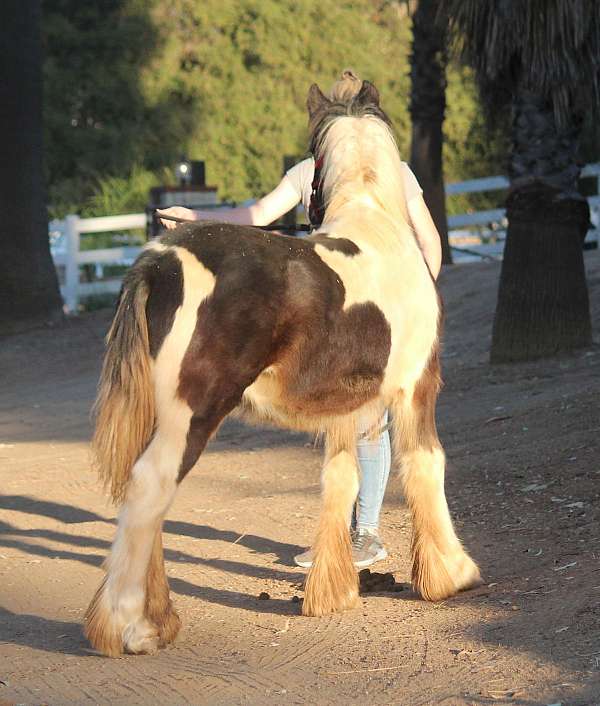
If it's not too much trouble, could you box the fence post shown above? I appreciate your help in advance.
[64,214,80,313]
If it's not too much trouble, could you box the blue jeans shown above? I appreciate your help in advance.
[351,411,391,532]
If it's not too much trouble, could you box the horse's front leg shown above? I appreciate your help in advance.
[303,427,360,617]
[391,359,482,601]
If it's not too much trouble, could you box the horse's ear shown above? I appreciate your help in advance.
[307,84,330,119]
[355,80,380,107]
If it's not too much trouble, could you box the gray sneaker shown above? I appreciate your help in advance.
[293,531,387,569]
[293,547,314,568]
[352,529,388,568]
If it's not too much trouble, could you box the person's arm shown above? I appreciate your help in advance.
[157,176,300,230]
[407,195,442,280]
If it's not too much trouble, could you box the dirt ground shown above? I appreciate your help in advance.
[1,253,599,706]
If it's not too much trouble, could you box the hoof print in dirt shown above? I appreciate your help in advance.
[358,569,398,593]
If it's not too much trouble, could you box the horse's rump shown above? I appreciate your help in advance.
[142,223,397,428]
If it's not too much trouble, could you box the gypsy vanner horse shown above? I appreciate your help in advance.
[85,80,481,656]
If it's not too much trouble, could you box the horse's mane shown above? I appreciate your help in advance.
[309,95,408,228]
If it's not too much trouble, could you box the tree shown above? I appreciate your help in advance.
[42,1,176,215]
[0,2,62,330]
[443,0,598,362]
[42,0,514,217]
[145,0,415,203]
[409,0,452,264]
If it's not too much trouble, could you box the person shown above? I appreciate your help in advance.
[158,69,442,569]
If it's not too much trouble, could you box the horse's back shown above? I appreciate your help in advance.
[134,221,433,428]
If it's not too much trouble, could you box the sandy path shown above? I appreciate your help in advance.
[1,254,599,705]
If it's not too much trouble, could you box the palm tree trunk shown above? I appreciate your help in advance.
[0,2,63,331]
[490,89,592,363]
[409,0,452,265]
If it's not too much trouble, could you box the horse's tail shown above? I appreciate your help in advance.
[92,271,154,505]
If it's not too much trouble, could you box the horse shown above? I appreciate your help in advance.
[84,80,482,657]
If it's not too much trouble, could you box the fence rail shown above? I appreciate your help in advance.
[50,164,600,312]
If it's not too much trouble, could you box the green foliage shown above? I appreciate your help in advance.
[43,0,185,213]
[444,63,509,214]
[143,0,413,202]
[43,0,510,216]
[77,165,161,251]
[81,166,167,217]
[442,0,600,127]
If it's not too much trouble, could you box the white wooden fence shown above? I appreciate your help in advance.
[50,164,600,313]
[50,213,147,312]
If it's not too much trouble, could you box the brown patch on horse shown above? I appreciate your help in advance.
[175,277,280,481]
[274,253,391,417]
[277,298,391,416]
[410,345,443,451]
[145,250,184,358]
[308,234,361,256]
[144,528,181,646]
[362,166,377,184]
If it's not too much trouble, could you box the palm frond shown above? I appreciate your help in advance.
[441,0,600,125]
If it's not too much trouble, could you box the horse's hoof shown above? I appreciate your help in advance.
[413,547,482,601]
[123,619,160,655]
[452,552,483,593]
[302,585,359,617]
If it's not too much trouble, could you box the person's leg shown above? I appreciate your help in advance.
[349,412,391,568]
[295,412,391,569]
[355,411,391,533]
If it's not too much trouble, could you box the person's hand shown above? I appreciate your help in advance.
[156,206,197,230]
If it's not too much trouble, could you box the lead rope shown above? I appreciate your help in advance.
[357,416,393,441]
[155,211,311,232]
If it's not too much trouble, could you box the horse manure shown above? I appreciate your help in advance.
[358,569,398,593]
[258,592,270,601]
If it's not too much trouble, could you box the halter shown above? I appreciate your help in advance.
[308,156,325,228]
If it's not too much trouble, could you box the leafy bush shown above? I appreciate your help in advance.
[43,0,520,219]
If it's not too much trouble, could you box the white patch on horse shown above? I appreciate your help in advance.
[144,240,168,253]
[153,245,216,415]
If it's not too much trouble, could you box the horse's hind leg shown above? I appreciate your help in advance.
[85,399,234,656]
[303,425,360,617]
[391,357,482,601]
[141,414,230,650]
[85,425,183,656]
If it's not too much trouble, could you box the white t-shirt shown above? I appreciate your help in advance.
[284,156,423,217]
